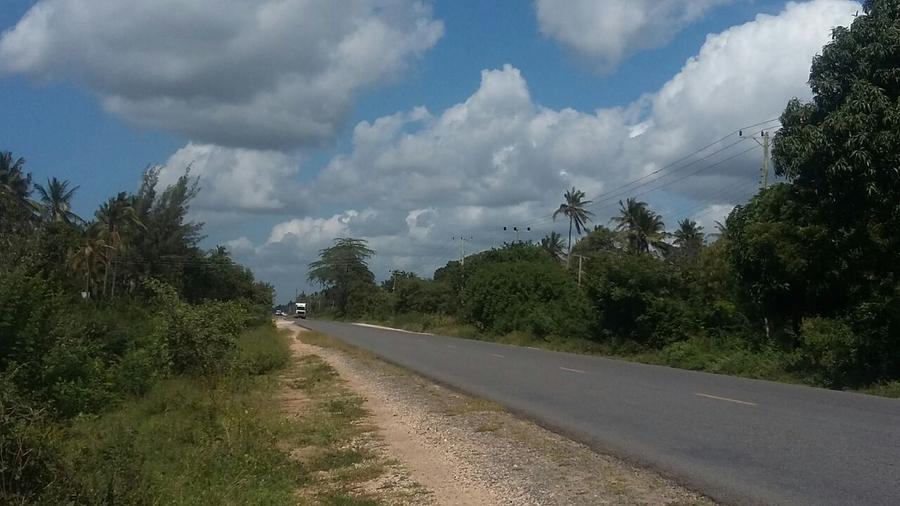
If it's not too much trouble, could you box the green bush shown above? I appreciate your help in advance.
[796,317,862,388]
[584,252,698,347]
[146,279,243,376]
[0,269,61,373]
[464,258,590,339]
[659,336,794,381]
[0,378,70,504]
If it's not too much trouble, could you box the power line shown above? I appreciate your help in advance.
[524,118,781,229]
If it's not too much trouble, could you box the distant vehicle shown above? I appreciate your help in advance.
[294,302,307,319]
[275,309,284,316]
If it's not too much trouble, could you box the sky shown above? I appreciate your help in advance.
[0,0,860,302]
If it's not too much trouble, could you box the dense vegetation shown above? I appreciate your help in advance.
[306,2,900,395]
[0,157,277,502]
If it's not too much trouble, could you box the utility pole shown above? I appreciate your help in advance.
[744,130,771,189]
[572,254,588,287]
[452,236,473,266]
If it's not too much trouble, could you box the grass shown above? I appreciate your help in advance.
[859,381,900,398]
[57,324,303,505]
[43,324,422,505]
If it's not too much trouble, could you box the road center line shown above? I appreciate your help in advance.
[491,353,505,359]
[445,344,457,349]
[560,367,587,374]
[695,393,757,406]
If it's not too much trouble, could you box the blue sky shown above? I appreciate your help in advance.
[0,0,858,300]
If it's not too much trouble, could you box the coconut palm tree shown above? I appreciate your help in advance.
[34,177,81,225]
[540,231,566,263]
[612,198,668,255]
[0,151,35,213]
[96,193,143,297]
[552,187,593,266]
[0,151,29,198]
[69,236,102,297]
[709,220,730,241]
[673,219,705,259]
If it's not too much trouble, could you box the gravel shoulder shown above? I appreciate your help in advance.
[277,320,713,505]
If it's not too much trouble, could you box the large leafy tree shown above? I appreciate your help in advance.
[552,187,593,266]
[127,166,204,290]
[34,177,81,225]
[725,184,835,342]
[612,198,668,256]
[773,0,900,298]
[308,238,376,316]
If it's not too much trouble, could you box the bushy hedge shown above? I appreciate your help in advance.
[464,258,590,339]
[0,268,272,503]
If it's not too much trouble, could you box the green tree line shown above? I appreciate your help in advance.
[1,157,274,502]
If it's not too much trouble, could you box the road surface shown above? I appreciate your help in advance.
[296,319,900,505]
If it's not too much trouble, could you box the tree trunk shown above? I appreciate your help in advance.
[103,258,110,298]
[110,258,117,298]
[567,217,573,269]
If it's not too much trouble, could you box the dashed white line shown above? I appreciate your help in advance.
[491,353,505,359]
[695,393,757,406]
[559,367,587,374]
[446,344,457,349]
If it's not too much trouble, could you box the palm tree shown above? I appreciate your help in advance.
[0,151,34,210]
[540,231,566,263]
[96,193,143,297]
[710,220,730,241]
[69,236,102,297]
[552,187,593,266]
[612,197,668,255]
[34,177,81,225]
[673,219,705,259]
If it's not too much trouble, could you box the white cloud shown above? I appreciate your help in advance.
[245,0,858,299]
[159,143,303,213]
[534,0,733,70]
[0,0,443,150]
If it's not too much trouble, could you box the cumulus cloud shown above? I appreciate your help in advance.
[246,0,858,298]
[535,0,733,70]
[0,0,443,150]
[159,143,303,213]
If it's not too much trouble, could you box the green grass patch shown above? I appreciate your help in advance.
[859,381,900,398]
[55,325,305,505]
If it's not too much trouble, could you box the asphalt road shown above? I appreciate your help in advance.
[296,319,900,505]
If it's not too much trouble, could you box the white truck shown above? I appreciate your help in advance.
[294,302,307,319]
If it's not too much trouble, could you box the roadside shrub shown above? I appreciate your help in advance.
[464,259,590,339]
[0,269,61,372]
[659,336,794,380]
[0,378,70,504]
[584,252,697,347]
[795,317,862,388]
[39,334,117,418]
[146,279,239,376]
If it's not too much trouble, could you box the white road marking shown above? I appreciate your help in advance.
[352,322,432,336]
[446,344,457,349]
[491,353,505,359]
[695,393,757,406]
[559,367,587,374]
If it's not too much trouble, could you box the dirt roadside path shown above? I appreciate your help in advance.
[277,320,713,505]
